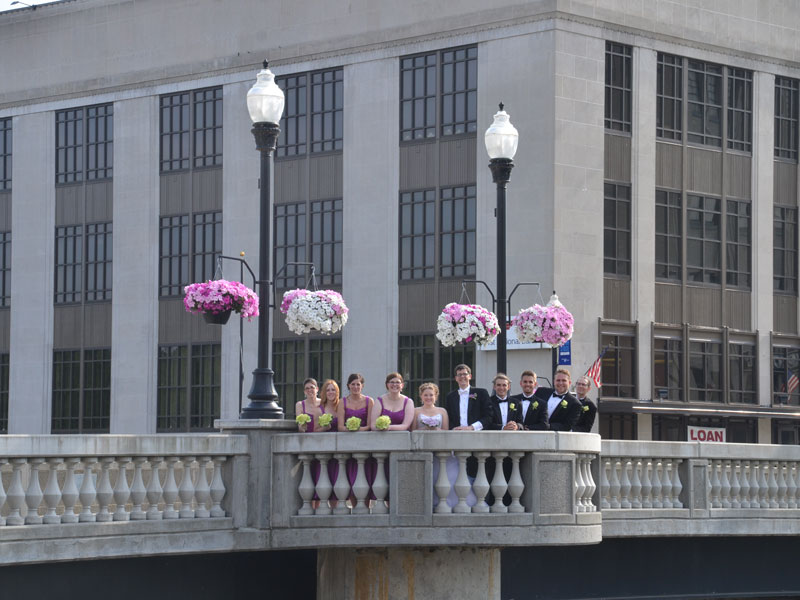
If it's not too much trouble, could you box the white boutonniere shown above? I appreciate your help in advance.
[509,403,516,411]
[560,399,568,408]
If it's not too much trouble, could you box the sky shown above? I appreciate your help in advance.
[0,0,52,11]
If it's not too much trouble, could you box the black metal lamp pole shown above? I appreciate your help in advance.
[489,157,513,376]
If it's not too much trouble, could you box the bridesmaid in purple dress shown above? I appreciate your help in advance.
[336,373,375,506]
[320,379,341,506]
[370,372,415,431]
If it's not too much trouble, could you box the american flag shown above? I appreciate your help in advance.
[586,350,605,389]
[788,370,800,396]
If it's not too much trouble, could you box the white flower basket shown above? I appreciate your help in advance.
[280,289,349,335]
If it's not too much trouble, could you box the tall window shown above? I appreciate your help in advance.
[160,87,222,171]
[52,348,110,433]
[605,42,633,132]
[309,338,342,388]
[55,225,83,304]
[56,104,113,184]
[773,345,800,406]
[399,190,435,280]
[0,354,7,434]
[400,46,477,141]
[310,199,343,286]
[727,69,753,152]
[156,343,221,431]
[0,232,11,308]
[0,118,10,191]
[689,341,722,402]
[729,343,757,404]
[686,60,723,147]
[85,223,112,302]
[655,189,682,280]
[277,68,343,157]
[654,337,682,401]
[604,183,631,277]
[775,76,799,160]
[157,345,187,431]
[159,212,221,296]
[686,194,721,284]
[438,343,475,398]
[398,335,435,399]
[55,223,112,304]
[273,338,342,416]
[657,54,682,141]
[600,333,636,398]
[725,198,751,288]
[774,206,798,294]
[440,185,476,278]
[274,203,306,289]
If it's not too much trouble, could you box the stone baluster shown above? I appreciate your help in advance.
[651,461,663,508]
[24,458,45,525]
[78,458,98,523]
[583,456,597,512]
[661,460,673,508]
[129,457,148,520]
[599,459,611,510]
[619,460,632,509]
[371,453,389,515]
[314,455,333,516]
[671,459,683,508]
[757,460,769,508]
[471,452,491,513]
[709,461,721,508]
[574,454,587,513]
[434,452,452,514]
[720,460,731,509]
[194,456,212,518]
[6,458,26,526]
[490,452,509,514]
[777,462,788,509]
[162,457,180,519]
[113,457,132,521]
[768,461,779,509]
[96,457,115,522]
[61,457,80,524]
[739,461,750,509]
[452,452,472,514]
[332,453,351,515]
[641,460,652,509]
[508,452,525,513]
[178,456,196,518]
[730,461,741,509]
[209,457,227,517]
[146,457,164,520]
[608,459,621,509]
[350,453,370,515]
[43,457,64,524]
[0,458,7,526]
[297,454,315,516]
[788,463,799,509]
[630,460,642,509]
[794,462,800,508]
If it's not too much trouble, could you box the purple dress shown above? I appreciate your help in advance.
[378,396,410,426]
[344,396,373,502]
[301,400,339,502]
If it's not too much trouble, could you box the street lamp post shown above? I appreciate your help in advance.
[240,61,285,419]
[484,103,519,376]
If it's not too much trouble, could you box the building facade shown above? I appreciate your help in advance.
[0,0,798,442]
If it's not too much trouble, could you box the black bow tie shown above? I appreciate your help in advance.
[553,394,565,399]
[497,398,508,403]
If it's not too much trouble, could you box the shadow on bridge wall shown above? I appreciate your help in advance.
[502,537,800,600]
[0,549,317,599]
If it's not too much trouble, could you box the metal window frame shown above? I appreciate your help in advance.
[158,214,190,296]
[439,184,476,279]
[192,87,223,168]
[399,189,436,280]
[0,118,11,191]
[774,76,799,160]
[773,205,798,294]
[85,222,112,302]
[603,181,632,278]
[656,53,683,141]
[192,211,222,283]
[54,225,83,304]
[85,104,114,180]
[310,198,343,285]
[273,202,307,289]
[156,344,189,432]
[605,42,633,133]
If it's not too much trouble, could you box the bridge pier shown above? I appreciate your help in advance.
[317,546,500,600]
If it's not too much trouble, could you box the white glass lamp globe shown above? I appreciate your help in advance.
[246,62,285,125]
[484,103,519,160]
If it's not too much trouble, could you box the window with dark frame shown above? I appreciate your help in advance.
[773,345,800,406]
[277,68,342,157]
[309,338,342,389]
[274,203,306,289]
[159,212,221,297]
[687,60,723,147]
[686,194,721,284]
[51,348,110,434]
[0,232,10,308]
[689,340,722,402]
[85,223,112,302]
[727,69,752,152]
[56,109,83,184]
[399,190,436,280]
[600,333,636,399]
[273,339,306,416]
[440,185,476,278]
[605,42,632,133]
[774,205,798,294]
[55,225,83,304]
[190,343,221,430]
[775,76,799,160]
[85,104,114,180]
[0,354,7,434]
[655,189,682,281]
[599,413,637,440]
[193,212,222,286]
[159,87,222,172]
[653,337,682,401]
[604,182,631,277]
[310,199,343,286]
[398,334,435,400]
[56,105,113,184]
[657,53,682,141]
[0,118,10,191]
[725,198,751,289]
[156,343,222,432]
[438,342,475,398]
[157,345,188,432]
[400,46,477,142]
[729,343,757,405]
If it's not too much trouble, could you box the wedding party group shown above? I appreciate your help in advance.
[294,364,597,435]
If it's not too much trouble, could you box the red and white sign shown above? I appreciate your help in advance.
[688,425,726,443]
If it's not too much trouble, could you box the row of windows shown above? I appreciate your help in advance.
[56,105,114,184]
[160,88,222,171]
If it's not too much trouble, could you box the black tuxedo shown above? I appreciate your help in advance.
[444,386,492,430]
[573,397,597,433]
[488,394,514,430]
[535,387,581,431]
[509,392,549,431]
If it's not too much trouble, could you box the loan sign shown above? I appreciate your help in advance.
[688,425,726,443]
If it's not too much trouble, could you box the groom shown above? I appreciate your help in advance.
[444,364,492,431]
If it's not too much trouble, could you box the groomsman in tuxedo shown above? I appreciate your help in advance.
[444,364,493,431]
[534,367,582,431]
[509,370,549,431]
[488,373,516,430]
[573,375,597,433]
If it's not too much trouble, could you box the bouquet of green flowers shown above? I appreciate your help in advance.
[296,413,311,427]
[375,415,391,430]
[318,413,333,428]
[345,416,361,431]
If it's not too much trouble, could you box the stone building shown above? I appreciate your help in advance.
[0,0,798,442]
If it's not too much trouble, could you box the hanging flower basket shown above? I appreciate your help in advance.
[183,279,259,322]
[435,303,500,347]
[512,294,574,347]
[280,289,349,335]
[511,304,547,344]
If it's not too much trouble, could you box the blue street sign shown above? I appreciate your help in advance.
[558,340,571,365]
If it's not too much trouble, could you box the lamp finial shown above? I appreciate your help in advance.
[263,60,269,70]
[499,102,504,112]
